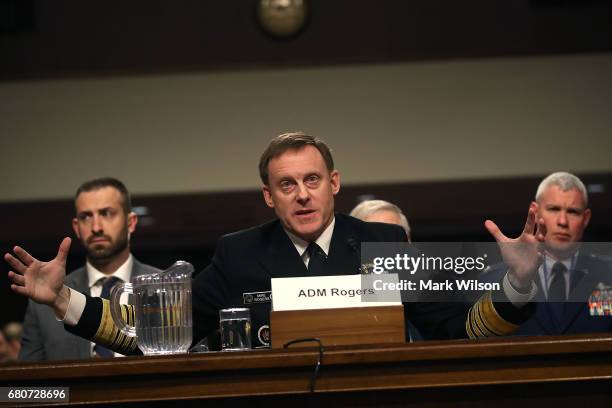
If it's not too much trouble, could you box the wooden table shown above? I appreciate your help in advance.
[1,333,612,407]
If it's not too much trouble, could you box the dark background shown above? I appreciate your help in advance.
[1,0,611,80]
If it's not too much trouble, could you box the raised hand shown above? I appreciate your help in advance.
[484,208,546,290]
[5,238,72,317]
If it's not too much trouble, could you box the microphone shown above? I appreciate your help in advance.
[347,238,366,274]
[347,237,359,254]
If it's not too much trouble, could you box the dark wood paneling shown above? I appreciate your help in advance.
[2,172,611,326]
[1,0,611,80]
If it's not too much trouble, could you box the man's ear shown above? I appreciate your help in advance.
[262,185,275,208]
[127,212,138,234]
[330,170,340,196]
[529,201,538,214]
[71,218,81,240]
[583,208,592,229]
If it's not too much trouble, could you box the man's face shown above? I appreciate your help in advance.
[263,145,340,242]
[531,185,591,259]
[72,187,137,262]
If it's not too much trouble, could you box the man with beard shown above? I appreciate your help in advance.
[17,177,160,361]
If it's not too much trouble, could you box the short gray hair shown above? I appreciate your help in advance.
[350,199,411,239]
[535,171,588,207]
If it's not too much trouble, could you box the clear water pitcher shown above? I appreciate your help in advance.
[110,261,193,355]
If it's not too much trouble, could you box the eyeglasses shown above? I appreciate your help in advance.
[283,338,324,393]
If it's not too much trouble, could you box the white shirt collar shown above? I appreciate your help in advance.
[87,254,134,288]
[538,252,579,297]
[285,216,335,258]
[544,254,574,273]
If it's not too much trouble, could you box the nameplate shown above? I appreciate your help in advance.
[271,274,401,312]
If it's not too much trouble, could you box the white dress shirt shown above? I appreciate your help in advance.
[539,253,577,300]
[285,216,335,267]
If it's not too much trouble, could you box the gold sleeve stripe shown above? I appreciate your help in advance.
[466,317,476,338]
[467,293,495,338]
[467,319,483,338]
[466,295,485,338]
[480,291,519,334]
[477,303,504,336]
[94,299,116,345]
[125,304,138,351]
[467,300,488,339]
[469,304,495,337]
[471,298,503,337]
[466,291,519,339]
[115,304,137,352]
[93,299,139,354]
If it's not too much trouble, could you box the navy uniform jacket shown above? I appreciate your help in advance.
[480,254,612,335]
[68,214,535,353]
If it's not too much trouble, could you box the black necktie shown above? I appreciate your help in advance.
[93,276,121,357]
[306,242,327,276]
[548,262,567,302]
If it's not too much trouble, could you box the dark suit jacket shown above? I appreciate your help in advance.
[481,254,612,335]
[192,213,411,346]
[19,259,159,362]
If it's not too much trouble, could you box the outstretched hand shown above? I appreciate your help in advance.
[484,208,545,290]
[5,237,72,316]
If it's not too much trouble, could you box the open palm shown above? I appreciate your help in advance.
[485,208,545,288]
[5,238,71,307]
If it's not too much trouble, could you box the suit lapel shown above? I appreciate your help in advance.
[66,266,90,295]
[326,217,361,276]
[568,257,601,301]
[531,256,600,334]
[558,256,602,332]
[256,217,361,278]
[257,222,308,279]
